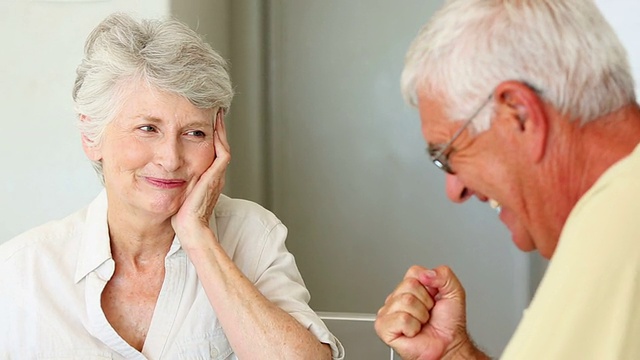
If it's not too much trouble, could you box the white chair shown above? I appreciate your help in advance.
[317,312,397,360]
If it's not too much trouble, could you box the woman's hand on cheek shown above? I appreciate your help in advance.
[171,112,230,248]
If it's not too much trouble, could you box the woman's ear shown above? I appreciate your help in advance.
[80,115,102,161]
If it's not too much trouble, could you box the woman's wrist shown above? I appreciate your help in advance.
[175,223,217,253]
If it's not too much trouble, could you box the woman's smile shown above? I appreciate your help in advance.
[143,176,188,189]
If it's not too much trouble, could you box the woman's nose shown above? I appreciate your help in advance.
[155,137,183,172]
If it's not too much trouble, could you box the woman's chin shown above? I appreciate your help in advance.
[144,197,183,219]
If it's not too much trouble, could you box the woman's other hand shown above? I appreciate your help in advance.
[171,109,230,245]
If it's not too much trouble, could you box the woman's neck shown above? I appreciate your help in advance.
[106,208,175,269]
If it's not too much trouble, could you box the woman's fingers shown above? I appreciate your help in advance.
[197,112,230,189]
[216,109,231,152]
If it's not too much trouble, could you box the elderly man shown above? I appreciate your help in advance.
[375,0,640,359]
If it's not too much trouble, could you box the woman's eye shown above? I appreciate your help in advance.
[186,130,206,137]
[138,125,157,132]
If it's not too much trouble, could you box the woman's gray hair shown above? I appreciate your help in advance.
[401,0,635,133]
[73,12,234,181]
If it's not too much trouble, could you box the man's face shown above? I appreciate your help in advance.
[417,90,544,255]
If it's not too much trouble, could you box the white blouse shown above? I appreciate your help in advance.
[0,190,344,359]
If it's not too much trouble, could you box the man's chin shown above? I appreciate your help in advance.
[499,208,536,252]
[510,232,537,253]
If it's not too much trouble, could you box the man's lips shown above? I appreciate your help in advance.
[144,177,187,189]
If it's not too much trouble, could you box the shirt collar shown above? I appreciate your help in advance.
[74,190,222,282]
[74,189,113,283]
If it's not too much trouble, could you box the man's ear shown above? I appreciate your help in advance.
[493,81,548,163]
[80,115,102,161]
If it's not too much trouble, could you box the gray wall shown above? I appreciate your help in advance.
[172,1,230,59]
[263,1,527,355]
[223,0,640,356]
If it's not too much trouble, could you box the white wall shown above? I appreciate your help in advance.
[0,1,234,243]
[595,0,640,97]
[264,1,527,356]
[0,1,171,242]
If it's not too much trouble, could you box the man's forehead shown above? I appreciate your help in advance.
[416,88,449,118]
[416,91,454,136]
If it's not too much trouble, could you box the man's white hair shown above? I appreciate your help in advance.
[402,0,635,132]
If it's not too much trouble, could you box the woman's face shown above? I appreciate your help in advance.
[85,82,216,220]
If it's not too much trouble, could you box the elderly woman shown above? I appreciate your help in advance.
[0,13,343,359]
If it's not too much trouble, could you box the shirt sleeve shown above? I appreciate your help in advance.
[501,175,640,359]
[250,222,345,360]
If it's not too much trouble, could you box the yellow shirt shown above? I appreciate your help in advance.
[502,143,640,359]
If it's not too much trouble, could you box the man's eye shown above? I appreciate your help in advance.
[427,146,443,157]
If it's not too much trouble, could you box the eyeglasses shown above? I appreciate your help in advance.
[427,94,493,174]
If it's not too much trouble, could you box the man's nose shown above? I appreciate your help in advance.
[445,173,474,203]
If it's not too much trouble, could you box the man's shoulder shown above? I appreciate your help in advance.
[568,142,640,222]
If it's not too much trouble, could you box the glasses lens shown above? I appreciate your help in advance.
[433,154,455,174]
[428,147,453,174]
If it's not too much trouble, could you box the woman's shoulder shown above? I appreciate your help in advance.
[213,195,290,280]
[0,208,88,263]
[214,194,282,228]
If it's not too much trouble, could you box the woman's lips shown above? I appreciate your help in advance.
[144,177,187,189]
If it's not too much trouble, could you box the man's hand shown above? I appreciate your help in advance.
[375,265,483,360]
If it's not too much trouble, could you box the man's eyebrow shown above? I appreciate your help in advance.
[427,142,445,153]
